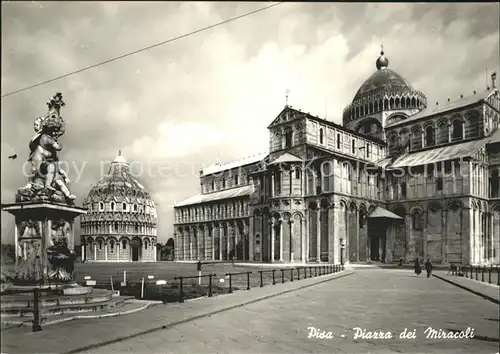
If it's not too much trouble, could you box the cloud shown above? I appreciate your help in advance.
[1,2,499,243]
[129,121,230,159]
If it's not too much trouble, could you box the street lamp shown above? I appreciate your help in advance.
[340,238,346,266]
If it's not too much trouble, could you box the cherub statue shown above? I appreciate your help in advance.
[17,93,75,204]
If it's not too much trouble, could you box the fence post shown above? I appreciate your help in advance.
[290,268,294,282]
[259,271,263,287]
[341,263,344,271]
[297,268,300,280]
[475,267,478,280]
[32,288,42,332]
[497,266,500,286]
[208,274,213,297]
[272,270,276,285]
[488,266,492,284]
[246,272,251,290]
[481,266,485,282]
[309,267,312,278]
[281,269,285,284]
[304,267,307,279]
[228,274,233,293]
[179,277,184,303]
[314,266,317,277]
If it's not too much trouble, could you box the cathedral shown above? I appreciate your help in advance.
[80,152,158,262]
[173,50,500,266]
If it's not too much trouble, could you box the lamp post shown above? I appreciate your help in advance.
[340,238,346,266]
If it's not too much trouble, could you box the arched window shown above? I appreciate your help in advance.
[211,181,215,191]
[222,178,226,188]
[491,169,500,198]
[98,239,103,249]
[336,133,341,149]
[145,240,149,250]
[122,239,127,249]
[351,139,356,154]
[111,202,115,211]
[285,129,293,148]
[99,202,104,211]
[425,126,435,146]
[110,240,115,252]
[122,203,127,211]
[134,204,138,212]
[114,222,118,232]
[319,128,324,144]
[234,175,239,186]
[452,119,463,140]
[289,170,293,195]
[134,223,139,232]
[295,168,301,179]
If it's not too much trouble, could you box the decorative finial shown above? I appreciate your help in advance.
[46,92,65,116]
[492,72,497,89]
[118,150,122,156]
[285,89,290,106]
[376,47,389,70]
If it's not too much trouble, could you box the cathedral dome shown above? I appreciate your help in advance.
[342,48,427,125]
[352,50,414,102]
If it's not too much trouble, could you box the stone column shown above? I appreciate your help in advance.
[303,213,308,262]
[94,243,97,261]
[271,173,275,197]
[189,228,193,261]
[271,221,275,262]
[210,225,215,260]
[219,223,224,261]
[279,219,283,262]
[197,227,202,260]
[81,244,85,262]
[317,208,321,262]
[117,242,121,262]
[356,208,360,262]
[227,222,232,260]
[104,242,108,261]
[289,220,294,262]
[249,216,254,261]
[235,223,240,260]
[244,221,249,260]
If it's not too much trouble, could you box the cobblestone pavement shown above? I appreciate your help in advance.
[82,268,499,354]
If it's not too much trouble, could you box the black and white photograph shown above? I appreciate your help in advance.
[1,1,499,353]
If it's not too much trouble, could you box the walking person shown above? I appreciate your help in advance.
[414,258,422,276]
[425,258,433,278]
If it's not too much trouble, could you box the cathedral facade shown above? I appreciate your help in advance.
[80,152,158,262]
[173,50,500,266]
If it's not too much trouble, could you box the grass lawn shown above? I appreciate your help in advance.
[73,262,335,302]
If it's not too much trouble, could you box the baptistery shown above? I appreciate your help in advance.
[80,151,158,262]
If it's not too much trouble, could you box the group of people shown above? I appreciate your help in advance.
[415,258,433,277]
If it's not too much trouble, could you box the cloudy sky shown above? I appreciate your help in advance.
[1,2,499,244]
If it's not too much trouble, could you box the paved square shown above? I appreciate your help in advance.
[79,268,499,353]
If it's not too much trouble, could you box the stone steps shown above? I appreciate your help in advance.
[1,299,160,329]
[0,286,136,319]
[0,296,132,318]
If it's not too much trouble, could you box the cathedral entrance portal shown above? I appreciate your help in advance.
[368,220,387,262]
[131,237,142,262]
[366,206,404,263]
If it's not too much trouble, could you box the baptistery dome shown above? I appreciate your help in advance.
[80,151,158,262]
